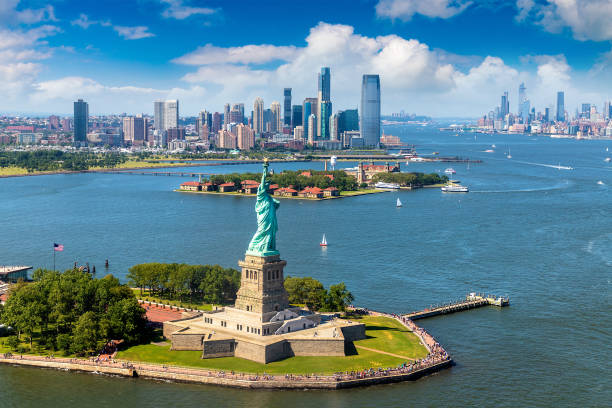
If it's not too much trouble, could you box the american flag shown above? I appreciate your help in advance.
[54,243,64,252]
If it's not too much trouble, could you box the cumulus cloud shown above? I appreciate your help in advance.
[173,44,299,65]
[159,0,218,20]
[113,26,155,40]
[516,0,612,41]
[0,0,56,25]
[376,0,472,20]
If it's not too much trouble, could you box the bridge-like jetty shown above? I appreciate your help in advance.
[403,293,509,321]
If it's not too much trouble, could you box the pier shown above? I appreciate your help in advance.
[403,293,509,321]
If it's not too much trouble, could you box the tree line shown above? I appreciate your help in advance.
[209,169,358,192]
[0,150,128,172]
[0,269,147,355]
[284,277,354,312]
[127,263,241,305]
[371,171,448,186]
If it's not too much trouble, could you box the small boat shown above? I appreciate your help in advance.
[492,144,496,148]
[507,148,512,159]
[432,151,439,155]
[375,181,400,189]
[605,157,611,162]
[597,181,605,185]
[444,168,456,174]
[396,198,402,207]
[320,234,327,247]
[484,149,494,153]
[441,181,469,192]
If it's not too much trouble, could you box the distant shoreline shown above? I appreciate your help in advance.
[175,189,388,200]
[0,163,210,179]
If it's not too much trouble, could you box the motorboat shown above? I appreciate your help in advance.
[375,182,400,189]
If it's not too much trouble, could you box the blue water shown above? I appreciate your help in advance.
[1,127,610,407]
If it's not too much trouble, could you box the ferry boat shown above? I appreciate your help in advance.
[444,168,456,174]
[374,182,400,189]
[441,181,469,193]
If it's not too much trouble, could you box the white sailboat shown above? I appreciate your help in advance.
[396,198,402,207]
[320,234,327,247]
[507,148,512,159]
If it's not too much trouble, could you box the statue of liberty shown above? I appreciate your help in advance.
[246,160,280,256]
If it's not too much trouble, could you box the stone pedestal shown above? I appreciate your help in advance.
[234,254,289,317]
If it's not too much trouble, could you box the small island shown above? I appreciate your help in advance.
[177,164,448,200]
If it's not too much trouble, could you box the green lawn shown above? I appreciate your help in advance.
[116,316,426,375]
[339,189,385,197]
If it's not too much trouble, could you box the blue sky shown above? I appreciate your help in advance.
[1,0,611,116]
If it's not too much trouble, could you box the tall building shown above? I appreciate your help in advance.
[544,107,551,123]
[253,97,264,134]
[317,67,331,138]
[218,130,237,149]
[153,100,179,132]
[123,116,145,146]
[229,104,244,124]
[302,97,318,139]
[500,91,509,119]
[518,83,530,122]
[293,125,304,140]
[270,102,281,133]
[196,110,212,138]
[581,103,591,119]
[338,109,359,135]
[604,101,611,120]
[73,99,88,144]
[291,105,302,129]
[48,115,60,130]
[212,112,222,133]
[283,88,292,127]
[319,101,332,140]
[307,114,316,145]
[360,75,381,147]
[556,91,565,122]
[329,113,339,141]
[237,123,255,150]
[223,104,230,126]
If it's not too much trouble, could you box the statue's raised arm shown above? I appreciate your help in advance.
[246,160,280,257]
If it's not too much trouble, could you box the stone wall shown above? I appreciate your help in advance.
[171,330,204,351]
[202,339,235,358]
[340,323,366,341]
[234,339,267,363]
[287,338,345,357]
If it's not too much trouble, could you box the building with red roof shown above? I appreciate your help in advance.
[219,182,236,192]
[274,187,298,197]
[300,171,312,177]
[180,181,202,191]
[323,187,339,197]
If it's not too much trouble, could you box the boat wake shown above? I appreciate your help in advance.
[585,234,612,266]
[471,181,572,194]
[512,160,574,170]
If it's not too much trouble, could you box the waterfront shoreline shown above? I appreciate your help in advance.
[0,163,210,179]
[175,189,388,200]
[0,311,452,390]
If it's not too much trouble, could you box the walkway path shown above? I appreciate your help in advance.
[354,345,416,361]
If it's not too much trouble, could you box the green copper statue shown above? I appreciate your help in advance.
[246,160,280,257]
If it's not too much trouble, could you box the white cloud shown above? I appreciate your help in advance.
[159,0,217,20]
[0,0,56,25]
[113,26,155,40]
[376,0,472,20]
[173,44,299,65]
[71,14,153,40]
[516,0,612,41]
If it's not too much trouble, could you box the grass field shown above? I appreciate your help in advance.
[339,189,385,197]
[116,316,427,374]
[0,160,195,177]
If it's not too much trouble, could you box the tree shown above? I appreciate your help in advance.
[284,277,327,311]
[325,283,354,312]
[71,311,100,355]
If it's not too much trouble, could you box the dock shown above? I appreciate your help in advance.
[403,293,509,321]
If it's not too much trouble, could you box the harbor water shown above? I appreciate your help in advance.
[0,127,610,407]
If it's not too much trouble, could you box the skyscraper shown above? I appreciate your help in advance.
[500,91,509,119]
[581,103,591,119]
[317,67,331,138]
[123,116,145,146]
[319,101,332,141]
[153,100,179,132]
[338,109,359,135]
[307,114,316,145]
[360,75,381,147]
[329,113,339,142]
[223,103,230,126]
[291,105,302,129]
[303,98,318,137]
[253,97,264,134]
[556,91,565,122]
[212,112,222,133]
[283,88,292,127]
[518,83,530,122]
[270,102,281,133]
[229,103,244,124]
[73,99,88,144]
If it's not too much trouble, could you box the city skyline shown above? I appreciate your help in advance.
[1,0,611,117]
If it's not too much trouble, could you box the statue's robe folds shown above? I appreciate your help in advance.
[247,169,280,256]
